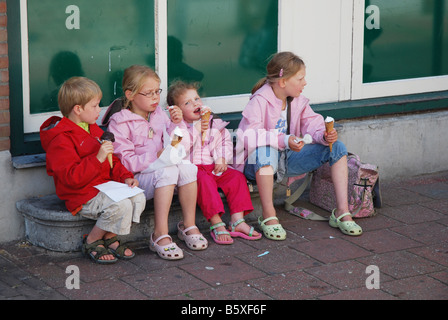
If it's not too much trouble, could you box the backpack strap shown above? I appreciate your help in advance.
[101,98,125,126]
[284,172,328,221]
[286,96,292,135]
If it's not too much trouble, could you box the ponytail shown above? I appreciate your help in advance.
[251,77,268,95]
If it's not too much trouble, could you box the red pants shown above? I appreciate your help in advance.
[196,164,254,221]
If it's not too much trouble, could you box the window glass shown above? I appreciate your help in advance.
[167,0,278,97]
[27,0,155,114]
[364,0,448,83]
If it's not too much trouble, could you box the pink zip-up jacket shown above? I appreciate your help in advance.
[175,115,233,166]
[234,83,328,172]
[108,106,178,173]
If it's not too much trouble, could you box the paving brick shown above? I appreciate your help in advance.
[121,267,209,299]
[319,287,399,300]
[381,204,446,224]
[305,260,393,290]
[179,256,266,286]
[357,251,446,280]
[408,242,448,267]
[58,278,149,300]
[346,229,422,253]
[248,270,338,300]
[381,275,448,300]
[169,282,272,300]
[392,222,448,245]
[294,238,371,264]
[237,245,321,274]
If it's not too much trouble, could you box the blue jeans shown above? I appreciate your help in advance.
[244,141,348,181]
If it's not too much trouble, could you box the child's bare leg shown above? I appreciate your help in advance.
[209,214,231,242]
[330,155,353,222]
[230,211,260,237]
[153,184,175,246]
[86,226,115,261]
[256,165,277,225]
[178,181,201,235]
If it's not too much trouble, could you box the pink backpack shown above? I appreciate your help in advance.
[308,153,381,218]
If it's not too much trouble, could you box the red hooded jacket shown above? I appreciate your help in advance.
[40,116,134,215]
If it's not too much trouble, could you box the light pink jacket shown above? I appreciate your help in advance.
[108,107,178,173]
[234,83,328,172]
[176,116,234,166]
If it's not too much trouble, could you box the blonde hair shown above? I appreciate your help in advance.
[166,80,201,107]
[122,65,160,109]
[58,77,102,117]
[251,52,305,94]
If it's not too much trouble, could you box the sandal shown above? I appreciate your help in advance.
[82,237,117,265]
[177,222,208,251]
[228,219,261,240]
[149,233,184,260]
[258,217,286,241]
[210,222,234,245]
[329,210,363,236]
[104,236,135,260]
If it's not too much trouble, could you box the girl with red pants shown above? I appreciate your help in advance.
[167,81,260,244]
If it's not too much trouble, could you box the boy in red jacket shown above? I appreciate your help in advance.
[40,77,145,264]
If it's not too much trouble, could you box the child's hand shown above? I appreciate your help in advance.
[201,117,209,132]
[169,105,183,124]
[97,141,113,163]
[213,163,227,175]
[324,129,338,144]
[124,178,139,188]
[288,136,304,152]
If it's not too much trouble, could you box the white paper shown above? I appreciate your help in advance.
[294,133,312,144]
[141,144,189,173]
[163,127,171,148]
[142,126,189,173]
[94,181,144,202]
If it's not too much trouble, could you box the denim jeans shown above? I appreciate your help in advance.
[244,141,348,180]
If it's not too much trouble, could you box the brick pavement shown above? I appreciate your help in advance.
[1,172,447,302]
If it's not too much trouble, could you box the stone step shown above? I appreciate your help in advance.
[16,189,275,252]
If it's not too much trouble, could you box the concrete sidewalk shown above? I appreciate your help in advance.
[1,172,447,301]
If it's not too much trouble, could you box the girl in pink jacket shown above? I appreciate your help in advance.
[235,52,363,239]
[167,81,259,245]
[107,65,208,260]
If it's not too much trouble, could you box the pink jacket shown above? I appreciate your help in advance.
[234,83,327,172]
[176,116,233,166]
[108,107,177,173]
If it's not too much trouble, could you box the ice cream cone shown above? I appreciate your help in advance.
[325,116,334,152]
[171,135,182,148]
[171,126,183,148]
[101,131,115,169]
[106,153,113,168]
[201,107,211,146]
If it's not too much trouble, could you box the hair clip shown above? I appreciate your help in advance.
[279,68,284,77]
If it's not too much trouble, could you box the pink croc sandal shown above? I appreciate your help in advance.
[149,233,184,260]
[177,222,208,251]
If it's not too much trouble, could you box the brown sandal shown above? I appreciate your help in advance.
[82,237,117,265]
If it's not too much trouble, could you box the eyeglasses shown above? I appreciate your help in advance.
[138,89,162,98]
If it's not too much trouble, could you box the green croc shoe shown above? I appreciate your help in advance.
[258,217,286,241]
[329,210,363,236]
